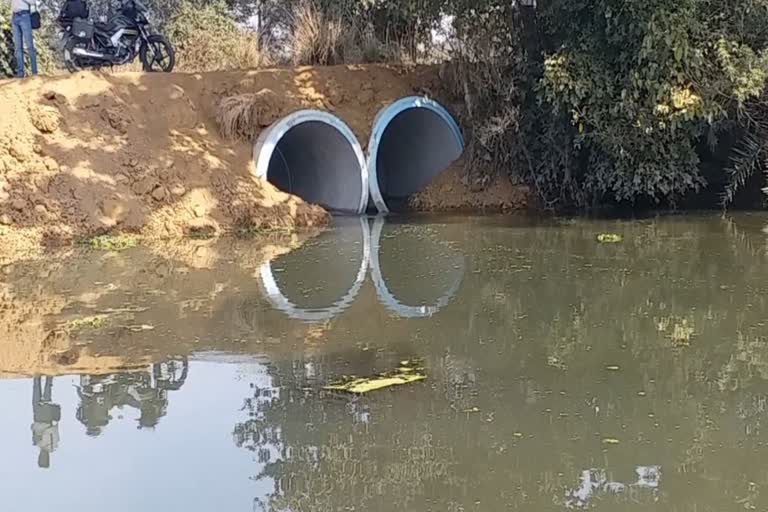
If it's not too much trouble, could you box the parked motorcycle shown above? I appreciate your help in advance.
[58,0,175,73]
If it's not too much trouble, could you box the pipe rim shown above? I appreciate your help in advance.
[258,217,371,322]
[369,216,464,318]
[253,109,369,215]
[367,97,465,214]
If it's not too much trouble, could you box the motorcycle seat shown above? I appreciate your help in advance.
[94,21,115,33]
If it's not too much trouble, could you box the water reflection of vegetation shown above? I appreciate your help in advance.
[232,215,768,511]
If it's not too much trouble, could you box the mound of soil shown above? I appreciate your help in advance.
[410,159,531,212]
[0,64,437,264]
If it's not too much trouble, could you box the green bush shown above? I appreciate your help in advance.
[1,4,17,76]
[444,0,768,209]
[166,0,270,72]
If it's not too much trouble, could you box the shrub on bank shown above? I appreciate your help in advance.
[289,1,347,66]
[1,7,14,76]
[442,0,768,209]
[287,1,410,66]
[166,0,270,72]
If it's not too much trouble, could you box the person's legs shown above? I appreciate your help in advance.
[11,14,24,78]
[20,13,37,76]
[43,377,53,402]
[33,377,41,407]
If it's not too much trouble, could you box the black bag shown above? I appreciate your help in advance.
[30,11,41,30]
[71,17,94,40]
[28,2,41,30]
[61,0,89,21]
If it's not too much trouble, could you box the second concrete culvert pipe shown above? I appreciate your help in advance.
[252,110,368,215]
[368,97,465,213]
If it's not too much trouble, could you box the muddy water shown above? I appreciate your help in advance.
[2,213,768,511]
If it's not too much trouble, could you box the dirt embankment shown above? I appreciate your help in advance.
[409,159,531,212]
[0,64,530,264]
[0,64,437,263]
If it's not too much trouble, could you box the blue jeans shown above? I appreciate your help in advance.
[11,11,38,78]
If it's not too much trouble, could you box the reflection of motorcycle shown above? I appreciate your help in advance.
[153,357,189,391]
[58,0,175,72]
[76,357,188,434]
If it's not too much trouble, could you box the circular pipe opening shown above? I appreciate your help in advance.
[368,97,465,213]
[253,110,368,214]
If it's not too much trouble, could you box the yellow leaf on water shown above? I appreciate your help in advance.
[597,234,623,243]
[323,373,425,394]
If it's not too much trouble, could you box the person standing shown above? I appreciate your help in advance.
[10,0,37,78]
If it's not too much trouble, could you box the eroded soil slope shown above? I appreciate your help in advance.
[0,64,436,263]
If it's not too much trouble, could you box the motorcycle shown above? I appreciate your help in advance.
[58,0,175,73]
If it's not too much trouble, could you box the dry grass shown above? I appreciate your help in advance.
[231,35,272,70]
[109,32,270,73]
[216,90,288,142]
[178,31,271,72]
[290,2,349,66]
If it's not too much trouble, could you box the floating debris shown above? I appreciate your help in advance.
[123,324,155,332]
[605,365,621,371]
[84,234,139,251]
[97,306,149,314]
[670,320,695,346]
[463,407,481,413]
[62,315,110,331]
[602,437,621,445]
[547,356,568,370]
[597,234,623,243]
[323,360,426,394]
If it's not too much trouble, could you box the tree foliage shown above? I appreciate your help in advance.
[444,0,768,208]
[165,0,269,71]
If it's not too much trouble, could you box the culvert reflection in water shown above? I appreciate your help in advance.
[370,216,465,317]
[258,216,370,322]
[259,216,465,322]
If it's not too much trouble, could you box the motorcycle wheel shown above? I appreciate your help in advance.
[139,35,175,73]
[63,38,84,73]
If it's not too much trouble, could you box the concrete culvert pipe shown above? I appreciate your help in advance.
[368,97,465,213]
[253,110,368,214]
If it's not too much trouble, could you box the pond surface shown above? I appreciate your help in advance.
[2,213,768,511]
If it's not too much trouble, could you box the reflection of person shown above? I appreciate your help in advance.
[76,360,188,434]
[31,377,61,469]
[10,0,38,78]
